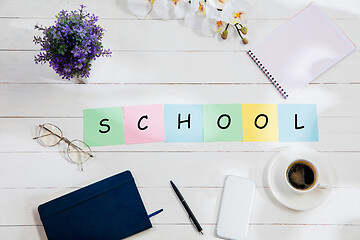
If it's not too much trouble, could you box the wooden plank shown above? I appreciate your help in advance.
[0,151,359,188]
[0,187,359,225]
[0,84,360,117]
[1,50,359,84]
[0,1,358,239]
[0,116,360,152]
[0,224,359,240]
[0,0,358,19]
[247,224,360,240]
[1,19,359,51]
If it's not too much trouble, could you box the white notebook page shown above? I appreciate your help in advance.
[248,4,356,98]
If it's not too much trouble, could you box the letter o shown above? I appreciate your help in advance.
[217,114,231,129]
[254,114,268,129]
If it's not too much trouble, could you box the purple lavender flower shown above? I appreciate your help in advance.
[34,5,111,80]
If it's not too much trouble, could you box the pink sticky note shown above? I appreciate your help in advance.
[123,104,165,144]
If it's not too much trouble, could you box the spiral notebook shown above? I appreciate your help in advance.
[247,3,356,98]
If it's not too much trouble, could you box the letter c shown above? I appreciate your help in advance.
[138,115,149,130]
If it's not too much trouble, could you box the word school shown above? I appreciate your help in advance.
[83,104,318,146]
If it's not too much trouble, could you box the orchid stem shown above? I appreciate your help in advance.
[235,23,244,28]
[234,24,244,39]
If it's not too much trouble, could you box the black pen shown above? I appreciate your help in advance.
[170,181,203,235]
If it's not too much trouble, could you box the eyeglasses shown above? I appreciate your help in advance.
[33,123,93,171]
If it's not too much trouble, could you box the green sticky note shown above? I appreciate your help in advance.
[83,107,125,146]
[203,104,243,142]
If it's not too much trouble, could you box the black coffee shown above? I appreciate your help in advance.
[287,161,316,190]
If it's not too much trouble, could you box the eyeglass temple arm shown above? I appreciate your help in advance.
[33,133,53,139]
[35,125,94,158]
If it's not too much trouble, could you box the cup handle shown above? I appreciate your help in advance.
[317,183,328,189]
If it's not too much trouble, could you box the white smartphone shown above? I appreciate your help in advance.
[216,175,256,240]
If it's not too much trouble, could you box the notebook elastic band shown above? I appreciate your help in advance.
[148,209,163,218]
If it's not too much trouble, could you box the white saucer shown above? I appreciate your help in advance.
[267,146,334,211]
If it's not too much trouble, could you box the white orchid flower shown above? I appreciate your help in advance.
[152,0,190,19]
[207,0,229,11]
[128,0,251,43]
[127,0,155,19]
[184,0,221,36]
[191,0,207,16]
[184,0,208,31]
[220,0,251,24]
[214,20,227,33]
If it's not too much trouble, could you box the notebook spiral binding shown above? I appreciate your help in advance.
[247,50,289,98]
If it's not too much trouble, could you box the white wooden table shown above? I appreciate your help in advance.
[1,0,360,239]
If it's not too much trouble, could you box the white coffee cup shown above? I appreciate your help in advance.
[285,159,327,193]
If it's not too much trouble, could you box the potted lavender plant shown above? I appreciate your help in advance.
[34,5,111,82]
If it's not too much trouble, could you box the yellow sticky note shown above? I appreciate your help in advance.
[242,104,279,142]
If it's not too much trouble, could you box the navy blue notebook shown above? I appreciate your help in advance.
[38,171,152,240]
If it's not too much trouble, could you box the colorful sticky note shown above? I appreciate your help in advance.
[242,104,279,142]
[277,104,319,142]
[123,104,165,144]
[203,104,243,142]
[164,104,203,142]
[83,107,125,147]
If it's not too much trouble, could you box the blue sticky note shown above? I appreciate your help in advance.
[278,104,319,142]
[163,104,203,142]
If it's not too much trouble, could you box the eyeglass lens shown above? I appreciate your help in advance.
[67,140,92,166]
[38,124,63,147]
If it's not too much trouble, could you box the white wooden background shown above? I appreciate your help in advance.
[1,0,360,239]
